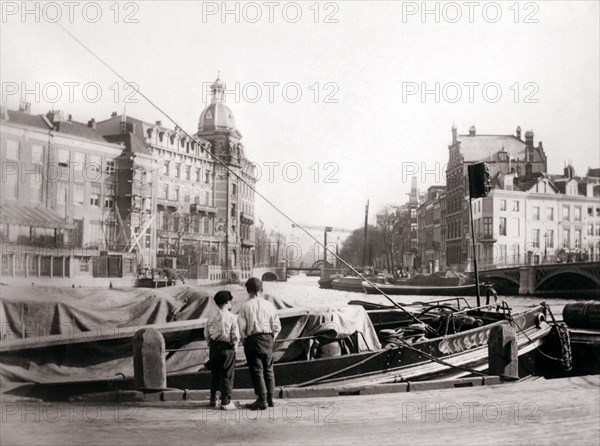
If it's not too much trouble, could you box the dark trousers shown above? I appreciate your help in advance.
[209,341,236,398]
[244,333,275,396]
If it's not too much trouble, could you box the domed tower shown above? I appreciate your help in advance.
[196,74,255,282]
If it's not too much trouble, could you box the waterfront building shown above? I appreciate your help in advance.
[96,75,257,283]
[0,104,134,283]
[417,185,446,273]
[1,76,257,285]
[469,165,600,268]
[445,125,548,270]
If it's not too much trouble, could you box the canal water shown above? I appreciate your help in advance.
[262,274,579,319]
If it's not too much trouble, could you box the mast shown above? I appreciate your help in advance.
[362,199,369,267]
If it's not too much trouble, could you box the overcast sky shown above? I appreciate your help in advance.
[2,1,599,246]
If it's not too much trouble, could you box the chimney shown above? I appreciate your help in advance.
[516,126,521,139]
[19,102,31,114]
[564,165,575,179]
[468,125,476,136]
[111,111,118,117]
[88,118,96,129]
[46,110,65,124]
[525,130,534,147]
[155,120,162,126]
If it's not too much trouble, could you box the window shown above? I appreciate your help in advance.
[563,205,570,221]
[575,230,581,247]
[533,206,540,220]
[499,217,507,236]
[4,172,18,199]
[175,163,181,178]
[231,204,236,218]
[205,191,211,207]
[174,186,180,201]
[596,225,600,236]
[500,200,507,211]
[105,160,116,174]
[547,207,554,221]
[588,224,594,236]
[73,185,84,206]
[512,243,520,263]
[184,188,190,202]
[483,217,492,236]
[161,184,169,199]
[546,230,554,248]
[162,161,170,176]
[563,229,570,247]
[205,171,211,184]
[533,229,540,248]
[574,206,581,222]
[203,218,211,235]
[196,168,202,182]
[31,144,44,163]
[513,201,519,212]
[73,152,85,177]
[185,165,191,181]
[57,182,68,204]
[589,207,594,217]
[90,184,100,206]
[232,184,237,196]
[104,196,114,209]
[58,149,70,166]
[89,155,101,178]
[30,173,42,202]
[6,140,19,159]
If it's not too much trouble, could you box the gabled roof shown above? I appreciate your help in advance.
[53,120,109,142]
[457,134,527,163]
[513,172,558,193]
[586,168,600,178]
[4,110,52,130]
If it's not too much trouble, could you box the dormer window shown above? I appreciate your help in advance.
[498,151,508,161]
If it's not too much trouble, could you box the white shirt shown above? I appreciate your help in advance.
[205,309,240,348]
[238,296,281,341]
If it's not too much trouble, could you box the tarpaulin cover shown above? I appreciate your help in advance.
[0,284,380,392]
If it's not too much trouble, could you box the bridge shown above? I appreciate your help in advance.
[479,261,600,297]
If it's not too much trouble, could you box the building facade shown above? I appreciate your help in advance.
[445,125,548,271]
[470,166,600,268]
[417,185,446,273]
[1,76,258,285]
[0,104,137,284]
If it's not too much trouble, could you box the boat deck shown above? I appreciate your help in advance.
[2,375,598,445]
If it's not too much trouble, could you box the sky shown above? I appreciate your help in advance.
[1,1,599,248]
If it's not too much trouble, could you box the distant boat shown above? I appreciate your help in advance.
[331,276,368,292]
[362,281,483,296]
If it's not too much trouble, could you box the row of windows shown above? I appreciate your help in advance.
[162,161,213,184]
[159,185,213,206]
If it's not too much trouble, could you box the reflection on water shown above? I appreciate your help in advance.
[263,274,583,319]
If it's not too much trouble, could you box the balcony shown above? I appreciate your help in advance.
[240,212,255,223]
[190,203,217,214]
[477,233,497,243]
[241,238,255,247]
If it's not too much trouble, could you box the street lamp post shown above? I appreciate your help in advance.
[324,226,332,264]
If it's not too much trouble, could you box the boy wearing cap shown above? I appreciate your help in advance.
[205,290,240,410]
[238,277,281,410]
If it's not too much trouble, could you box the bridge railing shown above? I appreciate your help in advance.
[478,253,599,271]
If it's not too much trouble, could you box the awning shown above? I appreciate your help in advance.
[0,204,75,230]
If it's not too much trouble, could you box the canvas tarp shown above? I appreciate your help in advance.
[0,284,380,391]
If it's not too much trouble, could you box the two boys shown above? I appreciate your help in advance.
[205,278,281,411]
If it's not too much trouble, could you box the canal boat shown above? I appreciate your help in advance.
[362,281,484,296]
[3,298,554,401]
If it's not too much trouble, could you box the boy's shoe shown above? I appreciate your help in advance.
[245,399,268,410]
[221,402,236,411]
[267,395,274,407]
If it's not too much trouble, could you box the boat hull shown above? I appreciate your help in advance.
[362,282,480,296]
